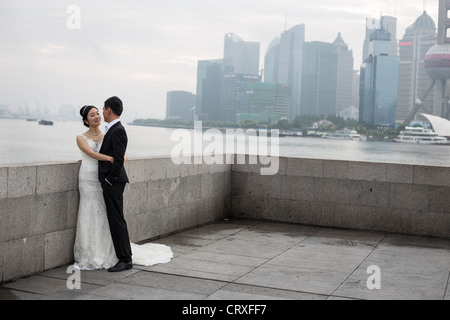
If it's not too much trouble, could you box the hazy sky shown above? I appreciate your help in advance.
[0,0,439,121]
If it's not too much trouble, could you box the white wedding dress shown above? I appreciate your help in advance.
[74,135,173,270]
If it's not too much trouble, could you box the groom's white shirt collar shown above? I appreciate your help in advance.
[105,119,120,133]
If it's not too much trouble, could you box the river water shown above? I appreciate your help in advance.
[1,119,450,167]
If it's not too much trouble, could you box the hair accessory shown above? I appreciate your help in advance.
[81,106,88,116]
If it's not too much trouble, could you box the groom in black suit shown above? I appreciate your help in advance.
[99,96,133,272]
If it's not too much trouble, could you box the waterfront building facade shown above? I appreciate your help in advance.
[300,41,338,117]
[264,24,305,119]
[201,62,223,122]
[221,73,261,123]
[166,91,196,122]
[196,59,223,121]
[224,33,260,75]
[334,33,355,115]
[360,29,399,127]
[238,82,291,122]
[363,16,398,61]
[264,37,281,84]
[396,11,437,123]
[352,70,361,110]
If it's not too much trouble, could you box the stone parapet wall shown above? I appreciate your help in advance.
[232,157,450,239]
[0,157,230,283]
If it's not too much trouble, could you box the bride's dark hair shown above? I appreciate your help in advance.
[79,105,98,127]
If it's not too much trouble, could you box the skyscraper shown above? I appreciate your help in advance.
[201,62,223,121]
[264,24,305,119]
[221,33,261,122]
[279,32,354,119]
[363,16,398,61]
[334,33,354,115]
[300,41,338,117]
[264,37,281,84]
[221,73,261,123]
[351,70,361,111]
[360,29,399,127]
[396,12,437,122]
[166,91,196,121]
[240,82,291,122]
[196,59,223,121]
[223,33,260,75]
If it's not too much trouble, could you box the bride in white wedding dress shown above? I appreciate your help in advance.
[73,105,172,270]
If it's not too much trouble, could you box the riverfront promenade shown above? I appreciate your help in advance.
[1,219,449,300]
[2,156,450,301]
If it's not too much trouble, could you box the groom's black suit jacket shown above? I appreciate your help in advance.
[98,120,132,263]
[98,121,129,185]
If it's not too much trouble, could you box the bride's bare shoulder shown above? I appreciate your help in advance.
[76,134,88,142]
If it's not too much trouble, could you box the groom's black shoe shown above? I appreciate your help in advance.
[108,261,133,273]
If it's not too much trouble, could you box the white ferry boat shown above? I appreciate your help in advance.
[322,128,362,140]
[394,126,448,144]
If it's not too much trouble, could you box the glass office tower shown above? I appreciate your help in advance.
[360,29,399,127]
[300,41,338,117]
[334,33,355,115]
[224,33,260,76]
[363,16,398,61]
[166,91,196,121]
[264,25,305,119]
[196,59,223,121]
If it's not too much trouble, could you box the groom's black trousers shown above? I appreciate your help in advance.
[102,182,132,263]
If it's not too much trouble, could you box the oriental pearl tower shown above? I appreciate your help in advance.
[406,0,450,123]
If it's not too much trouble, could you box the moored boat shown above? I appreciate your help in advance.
[38,120,54,126]
[394,126,448,144]
[322,128,362,140]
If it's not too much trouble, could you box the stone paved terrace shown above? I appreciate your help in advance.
[1,219,449,301]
